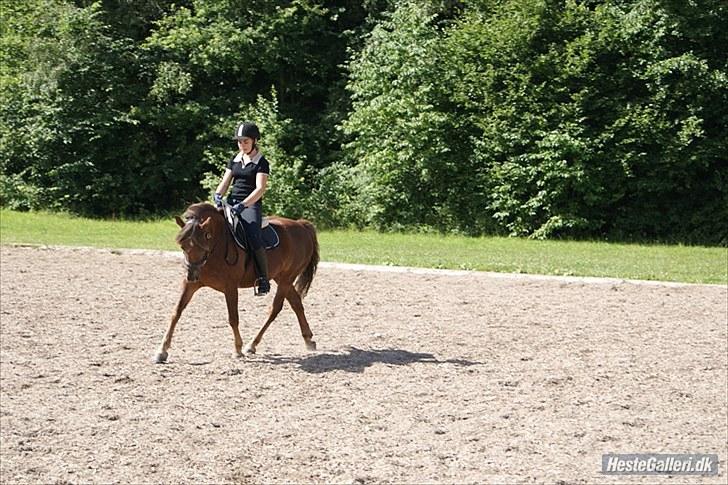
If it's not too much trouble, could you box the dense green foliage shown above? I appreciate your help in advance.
[1,0,726,244]
[344,0,728,242]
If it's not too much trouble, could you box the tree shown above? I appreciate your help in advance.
[1,0,395,216]
[1,1,156,214]
[450,0,727,242]
[343,1,485,232]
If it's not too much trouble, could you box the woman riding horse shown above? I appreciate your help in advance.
[213,122,270,296]
[153,123,319,363]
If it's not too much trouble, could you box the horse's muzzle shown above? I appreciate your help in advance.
[186,265,201,282]
[184,252,208,282]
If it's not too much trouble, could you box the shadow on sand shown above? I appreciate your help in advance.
[253,346,482,374]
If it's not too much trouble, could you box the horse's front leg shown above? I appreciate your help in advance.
[154,280,200,363]
[224,285,243,357]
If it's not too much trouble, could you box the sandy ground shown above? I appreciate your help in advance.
[0,245,726,484]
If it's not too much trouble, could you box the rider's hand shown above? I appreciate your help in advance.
[232,202,246,215]
[213,193,223,208]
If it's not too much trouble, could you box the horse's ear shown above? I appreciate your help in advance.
[175,216,185,228]
[199,217,213,239]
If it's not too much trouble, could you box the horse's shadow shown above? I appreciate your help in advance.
[254,346,482,374]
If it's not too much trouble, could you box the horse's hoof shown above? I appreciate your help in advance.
[305,340,317,351]
[234,351,244,359]
[154,351,168,364]
[243,344,256,355]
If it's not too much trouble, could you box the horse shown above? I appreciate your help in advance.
[154,202,319,363]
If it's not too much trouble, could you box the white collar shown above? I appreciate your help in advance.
[234,151,262,165]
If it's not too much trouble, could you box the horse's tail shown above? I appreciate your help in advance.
[295,220,319,298]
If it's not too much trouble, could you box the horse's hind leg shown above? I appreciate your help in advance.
[285,287,316,351]
[154,281,200,363]
[244,283,288,355]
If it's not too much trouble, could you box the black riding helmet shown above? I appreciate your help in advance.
[232,122,261,140]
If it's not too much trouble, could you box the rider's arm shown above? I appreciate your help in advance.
[243,172,268,207]
[215,168,233,196]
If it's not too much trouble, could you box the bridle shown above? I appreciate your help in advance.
[183,250,210,281]
[181,218,214,282]
[179,209,240,281]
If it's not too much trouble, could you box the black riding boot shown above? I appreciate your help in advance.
[252,248,270,296]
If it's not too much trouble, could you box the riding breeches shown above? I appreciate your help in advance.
[239,203,263,251]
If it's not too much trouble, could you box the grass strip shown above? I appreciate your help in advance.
[1,209,725,284]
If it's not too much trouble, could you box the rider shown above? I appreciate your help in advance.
[213,122,270,296]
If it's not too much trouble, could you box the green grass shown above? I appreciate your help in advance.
[1,209,726,284]
[320,229,726,284]
[0,209,181,251]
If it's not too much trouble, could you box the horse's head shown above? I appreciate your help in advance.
[175,203,224,282]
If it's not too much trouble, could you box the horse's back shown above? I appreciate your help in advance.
[268,216,318,268]
[269,216,316,237]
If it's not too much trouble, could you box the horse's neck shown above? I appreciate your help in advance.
[215,221,235,253]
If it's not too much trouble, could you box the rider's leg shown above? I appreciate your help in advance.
[253,247,270,295]
[241,205,270,296]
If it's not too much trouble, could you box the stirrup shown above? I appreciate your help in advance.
[254,278,270,296]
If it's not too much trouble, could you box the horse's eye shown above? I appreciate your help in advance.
[205,232,212,240]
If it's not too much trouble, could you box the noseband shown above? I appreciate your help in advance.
[184,250,209,281]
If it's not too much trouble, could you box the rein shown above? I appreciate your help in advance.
[224,231,239,266]
[218,202,239,267]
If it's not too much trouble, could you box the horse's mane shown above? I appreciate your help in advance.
[182,202,219,221]
[175,202,221,245]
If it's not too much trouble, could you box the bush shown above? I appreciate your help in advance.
[0,171,42,211]
[343,2,485,233]
[341,0,728,243]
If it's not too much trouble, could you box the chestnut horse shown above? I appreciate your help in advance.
[154,202,319,363]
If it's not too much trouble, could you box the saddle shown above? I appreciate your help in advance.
[223,204,280,251]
